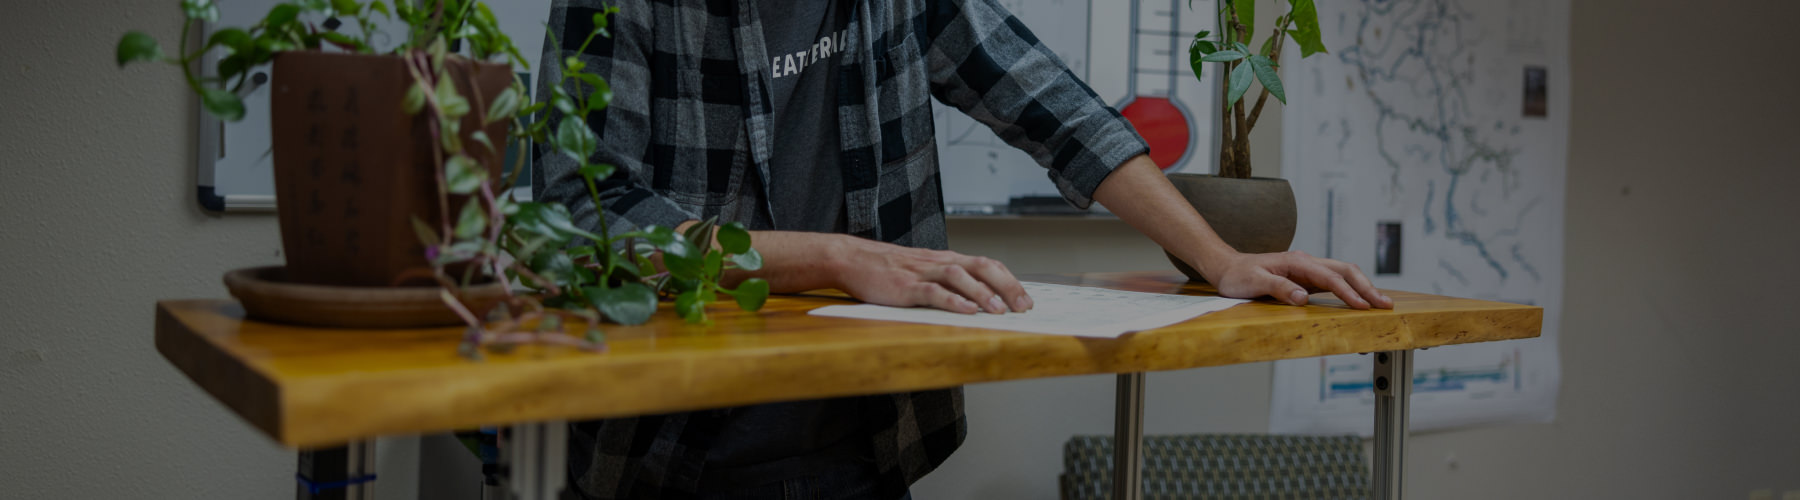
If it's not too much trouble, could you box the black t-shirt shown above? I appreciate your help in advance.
[701,0,864,485]
[762,0,850,232]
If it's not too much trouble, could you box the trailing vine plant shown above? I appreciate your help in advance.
[116,0,769,359]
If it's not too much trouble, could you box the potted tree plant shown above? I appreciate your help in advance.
[1167,0,1328,281]
[117,0,767,356]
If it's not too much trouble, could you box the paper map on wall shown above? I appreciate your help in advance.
[1271,0,1569,435]
[937,0,1221,214]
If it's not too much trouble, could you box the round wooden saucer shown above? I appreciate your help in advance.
[223,265,507,328]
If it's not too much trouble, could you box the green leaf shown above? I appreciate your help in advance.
[182,0,220,22]
[703,251,723,278]
[115,32,164,67]
[217,54,251,83]
[441,120,463,153]
[470,131,495,154]
[393,0,413,21]
[485,86,520,124]
[1188,34,1216,82]
[1287,0,1327,57]
[1230,0,1254,39]
[1226,58,1253,109]
[264,3,301,27]
[551,85,576,115]
[728,248,763,271]
[584,77,613,113]
[369,1,391,18]
[402,83,427,114]
[731,278,769,311]
[683,217,716,251]
[554,117,598,161]
[510,202,601,244]
[205,28,252,54]
[716,222,751,255]
[661,239,703,280]
[199,87,245,121]
[453,200,487,239]
[642,225,678,248]
[318,31,365,52]
[331,0,360,15]
[586,283,657,325]
[256,35,297,53]
[410,215,440,247]
[1201,50,1245,63]
[592,9,613,33]
[436,76,470,118]
[445,154,485,194]
[675,289,705,323]
[529,247,577,286]
[1248,55,1286,104]
[433,240,483,265]
[578,163,615,181]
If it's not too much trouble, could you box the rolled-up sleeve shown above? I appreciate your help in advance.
[921,0,1150,208]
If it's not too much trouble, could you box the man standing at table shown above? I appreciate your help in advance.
[536,0,1393,498]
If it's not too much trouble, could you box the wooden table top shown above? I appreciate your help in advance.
[155,272,1540,448]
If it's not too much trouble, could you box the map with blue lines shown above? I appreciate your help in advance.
[1271,0,1568,434]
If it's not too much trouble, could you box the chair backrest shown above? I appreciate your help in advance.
[1060,434,1370,500]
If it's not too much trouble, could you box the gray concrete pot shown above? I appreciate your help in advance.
[1163,174,1297,282]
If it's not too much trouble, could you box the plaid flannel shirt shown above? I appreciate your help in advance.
[534,0,1148,497]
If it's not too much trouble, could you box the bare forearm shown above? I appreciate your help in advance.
[672,221,1032,313]
[673,221,847,293]
[1090,154,1238,281]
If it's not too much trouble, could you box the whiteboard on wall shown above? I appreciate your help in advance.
[937,0,1221,215]
[195,0,552,212]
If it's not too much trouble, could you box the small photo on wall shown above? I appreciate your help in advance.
[1523,66,1548,117]
[1375,221,1402,275]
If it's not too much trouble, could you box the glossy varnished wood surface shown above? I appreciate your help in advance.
[155,272,1541,448]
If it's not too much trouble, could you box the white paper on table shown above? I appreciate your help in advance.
[807,282,1248,338]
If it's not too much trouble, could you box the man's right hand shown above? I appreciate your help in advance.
[823,236,1032,315]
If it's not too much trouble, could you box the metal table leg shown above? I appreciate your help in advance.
[1372,350,1413,500]
[501,421,568,500]
[297,441,376,500]
[1113,372,1145,500]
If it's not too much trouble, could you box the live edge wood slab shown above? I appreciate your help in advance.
[155,271,1541,449]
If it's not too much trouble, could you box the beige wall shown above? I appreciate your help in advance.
[0,1,293,498]
[923,1,1800,498]
[4,0,1798,498]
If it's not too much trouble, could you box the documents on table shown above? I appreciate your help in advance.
[807,282,1248,338]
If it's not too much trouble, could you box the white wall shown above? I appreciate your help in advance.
[5,0,1798,499]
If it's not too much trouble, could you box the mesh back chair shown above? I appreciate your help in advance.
[1060,434,1370,500]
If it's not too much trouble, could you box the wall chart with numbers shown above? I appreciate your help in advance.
[1271,0,1569,435]
[936,0,1223,215]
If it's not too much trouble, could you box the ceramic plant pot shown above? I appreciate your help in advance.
[269,51,511,287]
[1163,173,1298,282]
